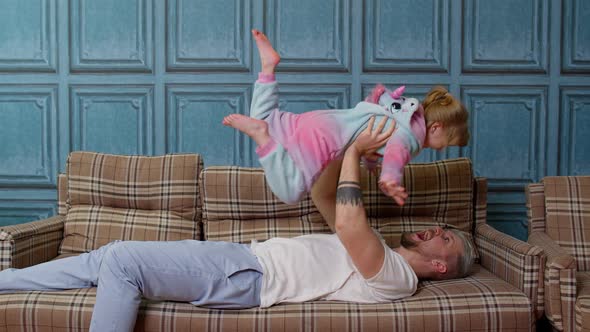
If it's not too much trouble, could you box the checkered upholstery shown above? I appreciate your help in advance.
[60,152,203,253]
[202,158,474,247]
[0,267,534,332]
[0,155,546,331]
[526,176,590,332]
[57,173,68,216]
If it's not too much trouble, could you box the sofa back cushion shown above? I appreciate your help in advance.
[58,173,68,215]
[543,176,590,271]
[60,151,203,254]
[201,158,474,246]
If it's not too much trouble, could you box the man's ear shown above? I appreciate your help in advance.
[431,259,448,274]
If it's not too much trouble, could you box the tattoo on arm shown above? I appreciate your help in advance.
[336,181,363,206]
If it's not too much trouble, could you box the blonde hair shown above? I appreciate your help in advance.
[422,86,470,146]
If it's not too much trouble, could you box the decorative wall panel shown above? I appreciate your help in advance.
[70,0,153,72]
[562,0,590,73]
[463,0,548,73]
[0,0,57,72]
[70,86,154,155]
[0,0,587,240]
[560,87,590,175]
[265,0,350,72]
[364,0,449,72]
[462,86,547,189]
[167,0,251,71]
[0,86,57,186]
[167,84,251,166]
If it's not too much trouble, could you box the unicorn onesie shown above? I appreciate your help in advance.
[251,74,426,204]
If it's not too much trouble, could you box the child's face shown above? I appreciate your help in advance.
[425,123,449,150]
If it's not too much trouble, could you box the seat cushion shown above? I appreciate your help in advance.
[576,271,590,332]
[543,176,590,271]
[0,265,533,332]
[202,158,474,244]
[60,152,203,254]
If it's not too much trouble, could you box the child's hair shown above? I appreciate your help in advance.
[421,86,469,146]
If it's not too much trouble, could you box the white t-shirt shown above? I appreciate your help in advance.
[251,232,418,308]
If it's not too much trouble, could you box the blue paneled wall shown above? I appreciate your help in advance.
[0,0,589,241]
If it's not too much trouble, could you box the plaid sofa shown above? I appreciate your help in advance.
[0,152,545,331]
[526,176,590,332]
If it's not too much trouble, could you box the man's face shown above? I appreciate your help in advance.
[400,227,464,268]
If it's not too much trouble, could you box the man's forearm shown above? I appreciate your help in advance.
[334,147,366,231]
[311,159,342,232]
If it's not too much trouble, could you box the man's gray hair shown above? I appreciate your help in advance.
[449,229,476,278]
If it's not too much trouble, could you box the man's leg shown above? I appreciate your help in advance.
[0,241,117,292]
[90,240,262,332]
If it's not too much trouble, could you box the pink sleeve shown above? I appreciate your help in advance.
[379,136,411,184]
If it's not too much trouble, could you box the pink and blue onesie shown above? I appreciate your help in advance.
[252,74,426,204]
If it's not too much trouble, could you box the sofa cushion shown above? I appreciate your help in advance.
[576,271,590,332]
[201,158,474,244]
[60,152,203,254]
[543,176,590,271]
[57,173,68,216]
[0,266,533,332]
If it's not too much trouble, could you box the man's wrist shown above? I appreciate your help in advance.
[345,144,362,160]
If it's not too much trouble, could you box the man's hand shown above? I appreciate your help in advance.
[379,180,408,206]
[352,116,395,157]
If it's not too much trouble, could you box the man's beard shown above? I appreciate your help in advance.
[400,232,418,249]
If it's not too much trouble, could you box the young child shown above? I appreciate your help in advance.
[223,30,469,211]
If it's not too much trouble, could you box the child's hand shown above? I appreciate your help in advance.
[361,153,382,176]
[378,180,408,206]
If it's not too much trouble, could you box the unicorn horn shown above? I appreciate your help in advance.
[390,85,406,99]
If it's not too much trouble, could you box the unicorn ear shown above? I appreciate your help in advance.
[365,84,386,104]
[390,85,406,99]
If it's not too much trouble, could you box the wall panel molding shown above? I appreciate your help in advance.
[364,0,449,72]
[0,86,57,186]
[166,84,251,166]
[0,202,57,227]
[0,0,587,239]
[70,86,154,155]
[70,0,153,72]
[562,0,590,73]
[166,0,251,72]
[463,0,548,73]
[265,0,351,72]
[462,86,547,189]
[0,0,57,72]
[559,87,590,175]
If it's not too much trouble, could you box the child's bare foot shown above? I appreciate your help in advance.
[252,29,280,74]
[222,114,271,147]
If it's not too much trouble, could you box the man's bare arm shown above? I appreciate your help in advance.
[334,117,394,279]
[311,159,342,232]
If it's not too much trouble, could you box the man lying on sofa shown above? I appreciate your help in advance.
[0,118,475,332]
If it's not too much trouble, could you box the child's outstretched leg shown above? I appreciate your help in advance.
[252,29,280,76]
[249,29,281,121]
[223,30,306,205]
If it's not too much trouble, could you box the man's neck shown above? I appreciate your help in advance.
[394,246,430,279]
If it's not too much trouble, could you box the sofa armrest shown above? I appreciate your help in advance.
[475,224,545,319]
[528,231,576,332]
[0,215,65,270]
